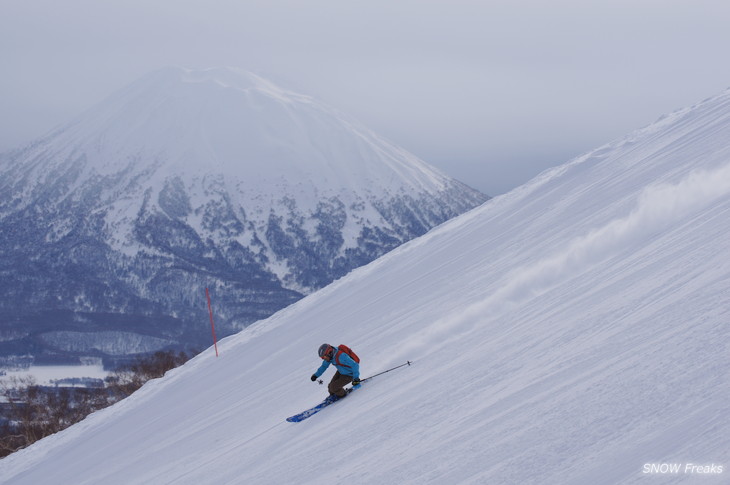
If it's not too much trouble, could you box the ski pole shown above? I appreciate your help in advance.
[315,360,412,385]
[361,361,411,382]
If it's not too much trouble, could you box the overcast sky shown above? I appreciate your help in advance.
[2,1,730,195]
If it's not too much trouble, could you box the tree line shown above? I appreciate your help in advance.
[0,350,193,458]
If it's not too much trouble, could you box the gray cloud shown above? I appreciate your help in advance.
[2,0,730,195]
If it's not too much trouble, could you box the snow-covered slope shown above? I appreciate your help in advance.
[0,67,486,363]
[2,89,730,484]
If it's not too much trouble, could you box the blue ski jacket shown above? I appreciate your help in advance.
[314,346,360,379]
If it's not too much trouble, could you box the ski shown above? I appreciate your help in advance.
[286,385,361,423]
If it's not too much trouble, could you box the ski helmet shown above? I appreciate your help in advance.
[318,343,334,360]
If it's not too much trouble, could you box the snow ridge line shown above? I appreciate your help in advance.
[392,161,730,362]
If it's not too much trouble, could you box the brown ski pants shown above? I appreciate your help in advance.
[328,371,352,398]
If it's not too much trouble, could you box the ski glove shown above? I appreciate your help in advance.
[352,378,361,386]
[311,374,318,381]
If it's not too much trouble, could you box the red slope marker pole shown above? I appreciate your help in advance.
[206,288,219,357]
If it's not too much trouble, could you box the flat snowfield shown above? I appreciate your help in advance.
[2,90,730,484]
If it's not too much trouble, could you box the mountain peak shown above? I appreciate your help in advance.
[135,67,307,104]
[0,67,487,362]
[27,66,451,196]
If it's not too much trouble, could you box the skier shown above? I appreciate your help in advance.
[311,343,361,399]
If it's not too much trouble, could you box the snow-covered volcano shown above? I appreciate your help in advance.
[0,67,487,363]
[2,87,729,483]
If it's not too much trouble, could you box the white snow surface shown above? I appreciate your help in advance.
[2,90,730,484]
